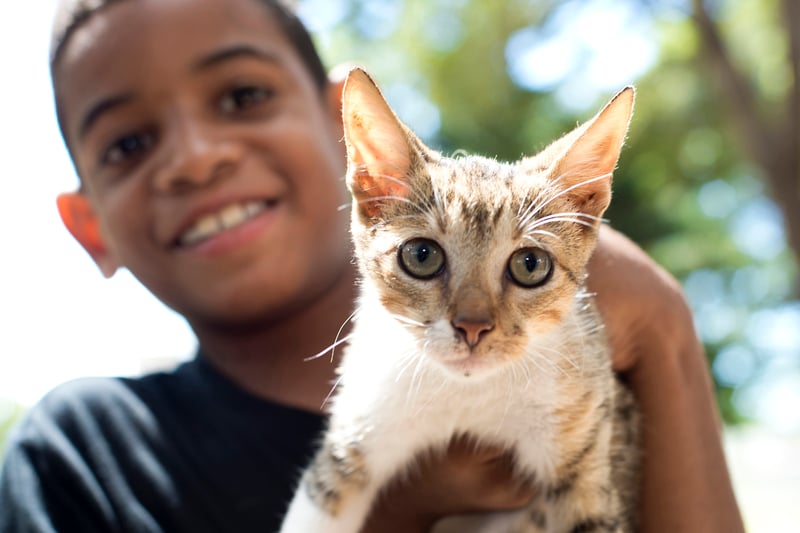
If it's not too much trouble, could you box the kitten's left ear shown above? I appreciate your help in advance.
[341,68,414,219]
[547,86,635,218]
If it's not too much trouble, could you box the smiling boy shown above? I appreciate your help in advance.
[0,0,744,532]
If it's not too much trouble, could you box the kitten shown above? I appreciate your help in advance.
[280,67,639,533]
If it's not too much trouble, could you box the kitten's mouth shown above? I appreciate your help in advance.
[438,351,499,379]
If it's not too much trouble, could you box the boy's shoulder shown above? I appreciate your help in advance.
[7,373,166,455]
[0,361,327,533]
[6,357,325,456]
[0,373,175,531]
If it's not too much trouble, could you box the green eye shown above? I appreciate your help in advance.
[398,239,446,279]
[507,248,553,287]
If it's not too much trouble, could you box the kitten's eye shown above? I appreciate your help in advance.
[507,247,553,287]
[398,239,446,279]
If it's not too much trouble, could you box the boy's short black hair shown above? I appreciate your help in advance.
[50,0,329,89]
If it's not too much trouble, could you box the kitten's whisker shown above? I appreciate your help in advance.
[527,214,605,228]
[496,366,519,436]
[390,313,426,328]
[516,172,612,232]
[357,195,413,206]
[303,334,354,362]
[522,350,554,376]
[515,355,533,388]
[525,230,559,242]
[526,346,569,378]
[535,211,606,224]
[394,348,422,382]
[520,212,607,241]
[332,308,362,362]
[537,344,581,372]
[321,374,345,409]
[407,341,431,406]
[528,217,597,230]
[518,190,552,225]
[367,172,412,189]
[529,172,612,219]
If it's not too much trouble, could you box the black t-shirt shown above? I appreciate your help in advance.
[0,355,325,532]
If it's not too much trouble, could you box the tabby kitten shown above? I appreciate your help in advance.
[279,67,639,533]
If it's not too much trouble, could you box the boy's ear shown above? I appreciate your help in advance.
[56,192,120,278]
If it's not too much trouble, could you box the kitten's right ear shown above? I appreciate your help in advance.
[342,68,412,219]
[540,87,635,219]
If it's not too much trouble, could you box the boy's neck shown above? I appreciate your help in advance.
[191,264,358,414]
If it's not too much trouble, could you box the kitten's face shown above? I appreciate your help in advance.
[342,68,633,379]
[353,155,598,378]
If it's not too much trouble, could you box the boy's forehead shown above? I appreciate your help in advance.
[54,0,309,133]
[50,0,297,57]
[51,0,294,68]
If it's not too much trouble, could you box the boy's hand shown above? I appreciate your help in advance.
[360,435,534,533]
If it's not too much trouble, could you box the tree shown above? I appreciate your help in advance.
[0,400,25,461]
[692,0,800,286]
[310,0,799,426]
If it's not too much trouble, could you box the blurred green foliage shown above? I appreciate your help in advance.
[305,0,800,426]
[0,400,25,461]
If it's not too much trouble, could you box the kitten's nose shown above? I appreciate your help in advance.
[452,318,494,348]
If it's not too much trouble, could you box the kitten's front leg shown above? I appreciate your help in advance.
[540,428,630,533]
[279,439,378,533]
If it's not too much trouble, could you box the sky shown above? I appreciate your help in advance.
[0,0,196,407]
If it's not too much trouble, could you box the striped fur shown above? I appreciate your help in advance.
[279,68,639,533]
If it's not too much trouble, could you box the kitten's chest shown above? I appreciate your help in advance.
[335,319,566,445]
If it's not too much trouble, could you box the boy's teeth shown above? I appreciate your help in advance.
[179,201,267,247]
[219,203,249,228]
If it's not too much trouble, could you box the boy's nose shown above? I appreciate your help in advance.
[153,121,241,193]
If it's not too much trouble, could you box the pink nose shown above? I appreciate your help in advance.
[451,318,494,348]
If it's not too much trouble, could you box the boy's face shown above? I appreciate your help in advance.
[55,0,351,326]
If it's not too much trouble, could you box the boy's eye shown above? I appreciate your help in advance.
[102,132,155,165]
[220,85,274,113]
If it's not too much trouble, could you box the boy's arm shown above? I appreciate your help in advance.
[588,226,745,532]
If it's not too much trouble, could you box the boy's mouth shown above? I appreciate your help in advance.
[176,199,276,248]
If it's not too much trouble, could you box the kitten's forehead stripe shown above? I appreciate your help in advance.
[466,204,490,230]
[492,205,506,226]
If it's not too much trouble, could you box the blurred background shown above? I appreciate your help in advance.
[1,0,798,529]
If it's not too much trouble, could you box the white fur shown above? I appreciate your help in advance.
[279,289,607,533]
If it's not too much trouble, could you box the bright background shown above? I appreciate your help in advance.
[1,1,798,531]
[0,0,197,409]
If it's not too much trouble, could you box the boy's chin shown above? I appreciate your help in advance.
[180,301,300,333]
[171,278,341,334]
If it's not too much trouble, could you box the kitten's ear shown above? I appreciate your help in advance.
[546,86,634,218]
[342,68,413,219]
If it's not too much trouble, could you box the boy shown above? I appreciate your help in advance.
[0,0,744,531]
